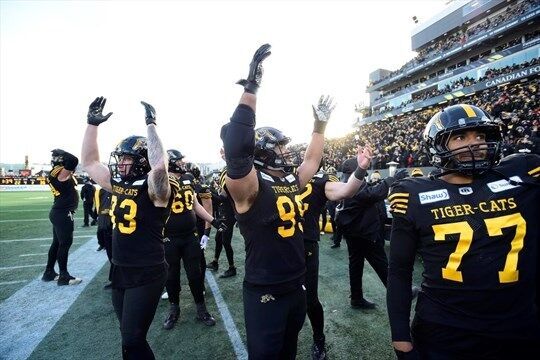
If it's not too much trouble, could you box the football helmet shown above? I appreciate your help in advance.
[423,104,502,175]
[253,127,299,173]
[167,149,186,173]
[109,135,150,180]
[51,149,65,167]
[186,162,201,179]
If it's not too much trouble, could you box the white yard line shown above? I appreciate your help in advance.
[0,236,107,360]
[205,270,248,360]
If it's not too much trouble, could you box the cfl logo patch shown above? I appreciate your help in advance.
[459,187,473,195]
[260,294,275,303]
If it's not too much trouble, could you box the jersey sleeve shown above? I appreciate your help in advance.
[525,154,540,180]
[387,181,418,342]
[388,181,412,222]
[168,175,180,200]
[49,165,63,179]
[198,185,212,199]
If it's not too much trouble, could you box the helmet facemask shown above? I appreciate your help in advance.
[430,124,502,176]
[167,150,186,174]
[254,127,300,174]
[109,136,150,181]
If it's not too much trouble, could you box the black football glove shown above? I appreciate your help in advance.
[87,97,113,126]
[312,95,336,134]
[211,218,228,232]
[140,101,156,126]
[394,168,409,181]
[236,44,271,94]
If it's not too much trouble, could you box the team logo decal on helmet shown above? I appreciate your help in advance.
[423,104,503,175]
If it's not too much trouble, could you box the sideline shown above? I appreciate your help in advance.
[0,236,107,360]
[205,270,248,360]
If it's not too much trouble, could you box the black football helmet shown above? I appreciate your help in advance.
[423,104,502,175]
[167,149,186,173]
[254,127,299,173]
[51,149,65,167]
[186,162,201,180]
[109,135,151,180]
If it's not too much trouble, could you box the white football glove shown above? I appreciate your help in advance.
[200,235,209,250]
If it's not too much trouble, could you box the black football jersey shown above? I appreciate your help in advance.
[388,153,540,334]
[110,175,179,267]
[302,172,339,242]
[235,171,306,285]
[95,187,112,230]
[47,165,79,211]
[218,167,235,218]
[193,177,212,227]
[165,173,198,236]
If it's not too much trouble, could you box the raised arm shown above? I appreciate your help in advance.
[297,96,335,188]
[324,145,372,201]
[222,44,271,214]
[81,97,113,192]
[142,101,171,207]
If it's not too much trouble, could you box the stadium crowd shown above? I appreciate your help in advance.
[286,78,539,172]
[368,0,539,87]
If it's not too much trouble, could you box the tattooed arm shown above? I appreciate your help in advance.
[142,101,171,207]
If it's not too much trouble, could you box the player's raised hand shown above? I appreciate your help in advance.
[140,101,156,126]
[236,43,272,94]
[312,95,336,134]
[87,97,113,126]
[357,144,373,170]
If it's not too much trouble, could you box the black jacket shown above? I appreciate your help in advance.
[335,177,395,236]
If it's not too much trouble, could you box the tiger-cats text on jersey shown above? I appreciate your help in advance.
[234,171,306,286]
[110,175,179,267]
[47,165,79,211]
[302,172,339,242]
[389,153,540,334]
[165,173,198,236]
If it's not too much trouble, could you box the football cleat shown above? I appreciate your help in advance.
[42,269,59,282]
[161,291,169,300]
[206,260,219,272]
[219,267,237,278]
[163,304,180,330]
[311,340,327,360]
[57,275,82,286]
[196,311,216,326]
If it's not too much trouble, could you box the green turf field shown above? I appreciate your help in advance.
[0,191,421,359]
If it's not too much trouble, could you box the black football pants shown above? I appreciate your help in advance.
[304,241,325,342]
[344,232,388,301]
[112,272,166,360]
[213,215,236,267]
[243,282,306,359]
[83,201,96,226]
[46,209,74,275]
[164,232,205,305]
[97,227,113,280]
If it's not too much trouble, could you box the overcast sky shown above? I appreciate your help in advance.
[0,0,448,166]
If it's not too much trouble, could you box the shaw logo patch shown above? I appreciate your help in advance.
[458,187,473,195]
[419,189,449,204]
[487,176,522,193]
[261,172,275,182]
[285,174,296,183]
[182,180,191,185]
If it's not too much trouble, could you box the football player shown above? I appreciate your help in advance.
[42,149,81,286]
[162,150,225,330]
[81,97,178,359]
[94,186,113,289]
[221,43,330,359]
[185,162,215,281]
[300,146,373,359]
[207,158,238,279]
[387,104,540,359]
